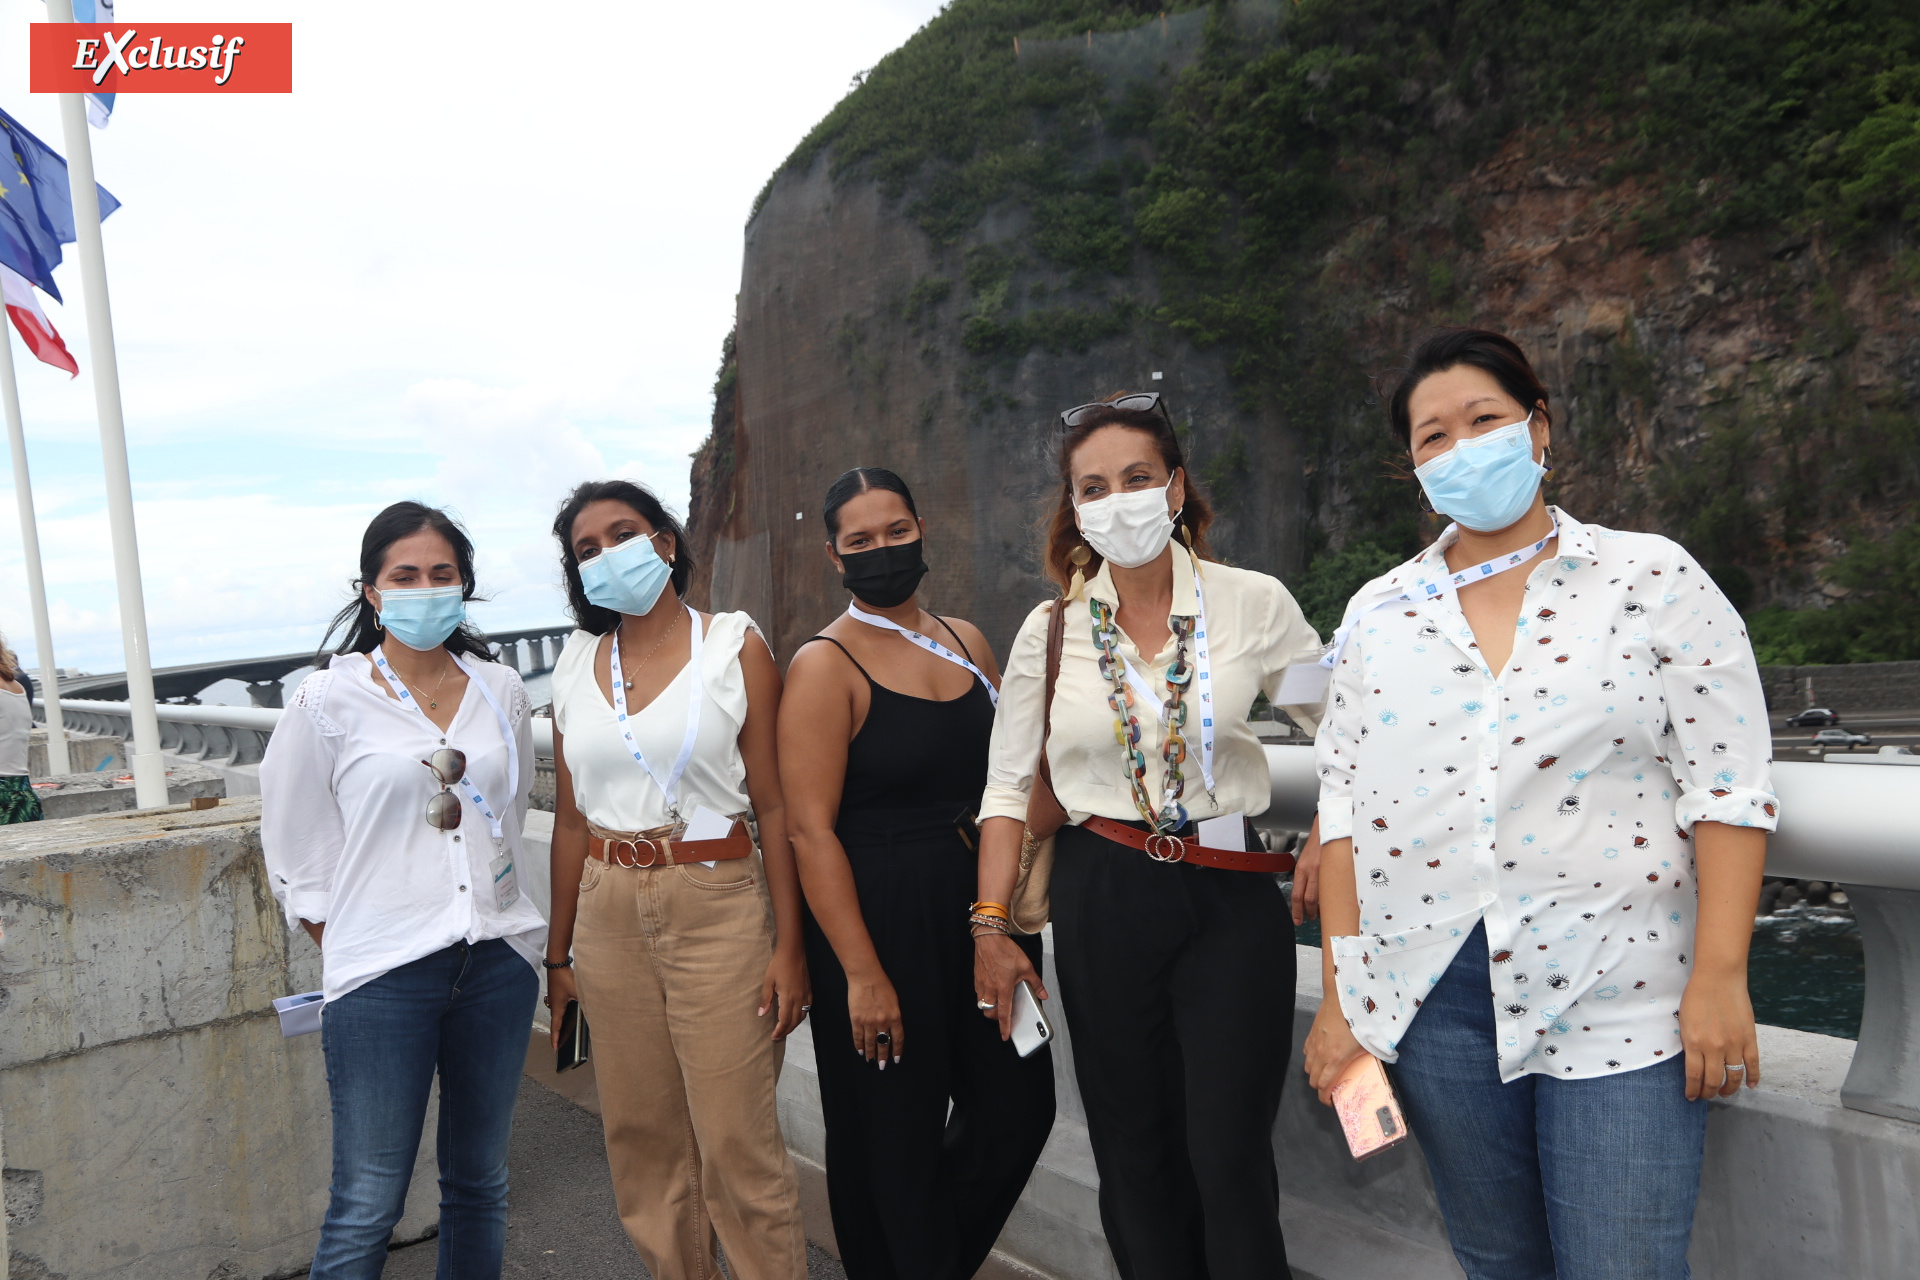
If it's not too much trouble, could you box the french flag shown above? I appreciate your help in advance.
[2,265,79,377]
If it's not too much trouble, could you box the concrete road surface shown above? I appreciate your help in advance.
[383,1078,847,1279]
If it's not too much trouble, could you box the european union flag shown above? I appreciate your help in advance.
[0,107,120,304]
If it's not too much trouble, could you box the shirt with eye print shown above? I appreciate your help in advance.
[1315,508,1778,1082]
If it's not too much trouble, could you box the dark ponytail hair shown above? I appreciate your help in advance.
[552,479,694,636]
[1043,401,1215,590]
[823,467,919,543]
[1387,328,1552,446]
[317,501,497,664]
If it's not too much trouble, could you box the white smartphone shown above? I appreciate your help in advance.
[1010,980,1054,1058]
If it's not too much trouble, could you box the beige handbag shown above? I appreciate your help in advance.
[1010,597,1068,935]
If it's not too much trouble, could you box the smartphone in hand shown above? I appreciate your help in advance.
[556,999,591,1073]
[1010,980,1053,1058]
[1331,1053,1406,1161]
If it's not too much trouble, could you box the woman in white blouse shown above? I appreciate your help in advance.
[261,501,544,1280]
[1303,329,1777,1279]
[974,396,1325,1277]
[541,480,808,1280]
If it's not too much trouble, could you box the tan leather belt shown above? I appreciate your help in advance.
[587,820,754,868]
[1083,815,1296,874]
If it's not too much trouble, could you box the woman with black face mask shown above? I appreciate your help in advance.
[779,467,1055,1279]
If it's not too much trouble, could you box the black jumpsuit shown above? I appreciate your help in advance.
[801,633,1056,1280]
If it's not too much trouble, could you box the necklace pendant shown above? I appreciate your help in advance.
[428,699,438,710]
[625,680,634,689]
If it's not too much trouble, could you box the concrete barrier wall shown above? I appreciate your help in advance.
[0,800,438,1280]
[1760,660,1920,714]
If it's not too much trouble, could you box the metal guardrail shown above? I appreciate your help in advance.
[48,699,283,766]
[51,626,576,704]
[42,697,555,769]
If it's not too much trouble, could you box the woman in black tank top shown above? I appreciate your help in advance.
[779,469,1055,1280]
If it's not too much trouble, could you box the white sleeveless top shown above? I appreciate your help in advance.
[0,686,30,776]
[552,612,759,832]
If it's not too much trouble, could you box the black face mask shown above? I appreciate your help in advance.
[839,539,929,609]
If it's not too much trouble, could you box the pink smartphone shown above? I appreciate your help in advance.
[1331,1053,1409,1161]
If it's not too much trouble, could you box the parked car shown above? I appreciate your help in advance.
[1812,728,1872,750]
[1786,707,1841,728]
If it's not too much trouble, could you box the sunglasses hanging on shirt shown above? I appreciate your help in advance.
[421,747,467,831]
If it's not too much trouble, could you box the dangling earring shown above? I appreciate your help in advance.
[1541,446,1555,474]
[1068,543,1091,601]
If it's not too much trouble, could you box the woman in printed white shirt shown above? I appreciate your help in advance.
[1302,330,1777,1280]
[261,502,544,1280]
[975,396,1325,1277]
[542,480,809,1280]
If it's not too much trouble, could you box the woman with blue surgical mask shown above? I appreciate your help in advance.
[1302,329,1776,1280]
[542,480,808,1280]
[261,501,544,1280]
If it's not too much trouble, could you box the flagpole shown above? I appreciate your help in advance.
[0,321,71,775]
[47,0,167,809]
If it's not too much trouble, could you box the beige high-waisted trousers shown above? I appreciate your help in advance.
[572,849,805,1280]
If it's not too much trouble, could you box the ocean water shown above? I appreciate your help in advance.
[1290,905,1864,1041]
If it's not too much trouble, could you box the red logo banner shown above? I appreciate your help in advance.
[30,24,292,93]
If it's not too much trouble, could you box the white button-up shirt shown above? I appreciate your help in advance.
[260,653,546,1003]
[1316,510,1778,1081]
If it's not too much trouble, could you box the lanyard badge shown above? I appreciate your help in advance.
[608,604,705,820]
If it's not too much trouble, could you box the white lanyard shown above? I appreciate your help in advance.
[371,649,517,839]
[1116,554,1217,796]
[1318,515,1560,672]
[846,604,999,706]
[609,604,704,819]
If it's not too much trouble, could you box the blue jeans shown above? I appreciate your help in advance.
[1390,923,1708,1280]
[311,939,538,1280]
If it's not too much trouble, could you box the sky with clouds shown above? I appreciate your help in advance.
[0,0,945,674]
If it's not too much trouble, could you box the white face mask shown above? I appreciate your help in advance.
[1077,483,1177,569]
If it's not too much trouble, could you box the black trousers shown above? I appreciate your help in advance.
[1050,822,1297,1280]
[805,810,1057,1280]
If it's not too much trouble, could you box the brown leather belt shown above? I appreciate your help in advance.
[1083,815,1296,874]
[587,820,755,869]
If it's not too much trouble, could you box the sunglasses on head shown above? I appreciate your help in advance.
[421,748,467,831]
[1057,391,1173,432]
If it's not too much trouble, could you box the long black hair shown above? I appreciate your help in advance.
[316,501,498,664]
[823,467,919,544]
[552,480,694,636]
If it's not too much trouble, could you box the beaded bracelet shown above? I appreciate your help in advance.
[969,911,1012,936]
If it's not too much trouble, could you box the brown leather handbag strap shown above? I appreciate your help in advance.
[1038,594,1066,789]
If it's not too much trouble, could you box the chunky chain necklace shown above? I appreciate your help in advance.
[1089,597,1194,833]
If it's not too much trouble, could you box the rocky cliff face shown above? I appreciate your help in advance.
[688,1,1919,660]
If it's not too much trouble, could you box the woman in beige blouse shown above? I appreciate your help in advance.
[971,395,1324,1277]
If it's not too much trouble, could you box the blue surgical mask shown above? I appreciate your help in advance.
[1413,415,1546,533]
[578,533,673,616]
[377,585,467,652]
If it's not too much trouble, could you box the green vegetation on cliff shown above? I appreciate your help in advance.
[748,0,1919,656]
